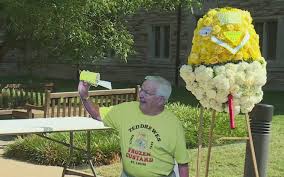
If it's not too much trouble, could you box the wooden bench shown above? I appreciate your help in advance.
[0,109,36,119]
[26,86,140,118]
[0,83,54,109]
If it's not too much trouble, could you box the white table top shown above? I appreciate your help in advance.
[0,117,110,135]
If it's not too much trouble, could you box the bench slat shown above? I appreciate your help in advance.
[68,98,72,117]
[57,98,61,117]
[62,98,66,117]
[51,99,55,117]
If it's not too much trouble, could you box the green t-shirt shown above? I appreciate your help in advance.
[102,101,189,177]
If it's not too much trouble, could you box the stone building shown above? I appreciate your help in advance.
[0,0,284,90]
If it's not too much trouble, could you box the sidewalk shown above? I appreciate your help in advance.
[0,135,74,177]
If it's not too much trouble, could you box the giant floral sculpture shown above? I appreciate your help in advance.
[180,7,264,177]
[180,7,266,128]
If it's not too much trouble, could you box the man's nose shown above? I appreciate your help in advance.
[139,90,145,98]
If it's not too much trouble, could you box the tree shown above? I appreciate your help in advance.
[0,0,201,65]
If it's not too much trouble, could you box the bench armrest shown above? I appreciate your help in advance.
[25,104,45,111]
[25,104,45,118]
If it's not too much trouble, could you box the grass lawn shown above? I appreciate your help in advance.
[81,115,283,177]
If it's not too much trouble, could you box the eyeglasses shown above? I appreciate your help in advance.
[139,88,156,97]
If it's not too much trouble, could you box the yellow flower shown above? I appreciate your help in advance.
[226,24,235,31]
[235,52,243,60]
[243,51,250,59]
[203,17,213,26]
[189,54,199,65]
[234,24,242,31]
[213,25,221,34]
[188,7,264,65]
[208,55,219,64]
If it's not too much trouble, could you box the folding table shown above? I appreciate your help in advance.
[0,117,110,177]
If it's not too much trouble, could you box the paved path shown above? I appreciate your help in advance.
[0,135,76,177]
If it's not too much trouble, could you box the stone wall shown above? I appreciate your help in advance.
[1,1,284,90]
[218,0,284,17]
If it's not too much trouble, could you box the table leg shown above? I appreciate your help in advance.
[87,130,97,176]
[62,131,74,177]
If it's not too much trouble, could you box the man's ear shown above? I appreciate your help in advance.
[157,96,166,106]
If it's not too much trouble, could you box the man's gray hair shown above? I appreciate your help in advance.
[145,76,172,101]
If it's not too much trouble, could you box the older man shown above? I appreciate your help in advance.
[78,76,189,177]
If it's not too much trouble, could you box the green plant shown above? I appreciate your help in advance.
[4,130,120,166]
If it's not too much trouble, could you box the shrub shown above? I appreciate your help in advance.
[4,130,120,166]
[166,102,247,148]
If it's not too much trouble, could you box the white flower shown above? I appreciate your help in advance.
[234,105,241,115]
[198,82,207,90]
[238,62,249,72]
[255,70,267,86]
[180,65,196,83]
[185,85,192,92]
[244,72,255,86]
[200,98,210,108]
[240,96,250,105]
[233,98,241,106]
[215,90,228,103]
[230,85,240,95]
[213,74,230,91]
[225,63,238,73]
[195,87,204,100]
[214,65,226,75]
[195,65,213,82]
[206,89,217,99]
[179,61,266,115]
[203,67,214,80]
[235,72,246,85]
[180,65,192,75]
[232,91,243,98]
[191,82,199,89]
[241,103,255,113]
[250,61,262,71]
[209,99,223,112]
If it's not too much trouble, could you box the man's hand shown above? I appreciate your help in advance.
[78,81,90,99]
[178,163,189,177]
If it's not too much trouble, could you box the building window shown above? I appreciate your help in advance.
[254,20,278,60]
[267,21,277,60]
[149,25,171,59]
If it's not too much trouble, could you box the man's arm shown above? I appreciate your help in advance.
[78,81,101,121]
[178,163,189,177]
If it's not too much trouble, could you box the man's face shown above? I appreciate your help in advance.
[139,80,162,111]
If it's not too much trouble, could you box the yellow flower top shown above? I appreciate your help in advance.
[188,7,264,65]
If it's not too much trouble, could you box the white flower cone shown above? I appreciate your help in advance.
[180,60,267,115]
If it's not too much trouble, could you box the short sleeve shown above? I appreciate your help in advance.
[101,105,121,130]
[174,121,190,164]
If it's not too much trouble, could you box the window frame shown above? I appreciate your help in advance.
[147,24,172,61]
[253,17,279,62]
